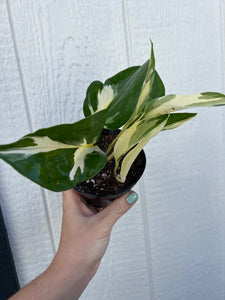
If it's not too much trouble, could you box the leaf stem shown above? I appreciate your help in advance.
[106,129,123,155]
[107,152,114,161]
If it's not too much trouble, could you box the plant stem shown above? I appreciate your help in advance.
[107,152,114,161]
[106,130,123,155]
[106,114,144,156]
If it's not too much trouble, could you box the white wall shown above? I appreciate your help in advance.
[0,0,225,299]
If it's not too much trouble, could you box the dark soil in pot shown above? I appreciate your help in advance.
[74,129,146,208]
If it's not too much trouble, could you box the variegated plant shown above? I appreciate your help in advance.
[1,41,225,192]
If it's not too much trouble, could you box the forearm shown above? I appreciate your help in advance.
[10,256,97,300]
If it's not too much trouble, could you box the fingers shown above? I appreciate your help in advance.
[62,189,95,217]
[62,189,138,223]
[62,189,78,200]
[95,191,138,231]
[62,189,82,209]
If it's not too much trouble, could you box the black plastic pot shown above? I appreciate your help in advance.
[74,129,146,209]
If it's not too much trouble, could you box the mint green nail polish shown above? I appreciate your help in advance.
[126,192,138,204]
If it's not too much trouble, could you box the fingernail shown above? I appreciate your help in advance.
[126,192,138,205]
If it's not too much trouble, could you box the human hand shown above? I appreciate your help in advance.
[49,189,138,299]
[10,189,138,300]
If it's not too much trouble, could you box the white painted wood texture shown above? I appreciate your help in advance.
[0,0,224,299]
[0,0,55,286]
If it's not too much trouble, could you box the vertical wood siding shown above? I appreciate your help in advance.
[0,0,55,286]
[0,0,224,299]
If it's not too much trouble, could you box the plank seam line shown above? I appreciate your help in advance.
[221,0,225,94]
[5,0,57,254]
[220,4,225,298]
[121,2,155,298]
[122,0,133,67]
[139,178,155,300]
[221,0,225,188]
[5,1,34,133]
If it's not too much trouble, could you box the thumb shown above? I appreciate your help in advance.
[96,191,138,230]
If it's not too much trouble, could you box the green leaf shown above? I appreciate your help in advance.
[107,42,165,130]
[122,41,165,130]
[113,114,169,182]
[144,92,225,118]
[83,41,165,130]
[28,109,107,145]
[105,61,149,129]
[83,66,140,120]
[83,81,104,117]
[132,41,165,116]
[163,113,197,130]
[0,110,108,191]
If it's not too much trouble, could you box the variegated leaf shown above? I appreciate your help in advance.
[83,66,140,126]
[83,80,104,116]
[145,92,225,118]
[127,41,165,126]
[0,111,107,191]
[105,61,150,129]
[83,41,165,130]
[114,115,169,182]
[163,113,197,130]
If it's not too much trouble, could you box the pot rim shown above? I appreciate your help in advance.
[74,149,146,202]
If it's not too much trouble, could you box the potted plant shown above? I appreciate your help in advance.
[0,41,225,208]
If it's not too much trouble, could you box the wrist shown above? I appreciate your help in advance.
[45,251,99,300]
[48,255,98,284]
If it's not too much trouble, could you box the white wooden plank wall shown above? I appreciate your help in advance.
[0,0,55,286]
[0,0,224,299]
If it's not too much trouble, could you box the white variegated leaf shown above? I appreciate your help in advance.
[0,136,81,156]
[69,146,102,181]
[0,111,108,191]
[132,41,164,116]
[83,66,142,129]
[96,85,114,111]
[122,41,165,129]
[163,113,197,130]
[114,115,169,182]
[145,92,225,118]
[119,136,148,183]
